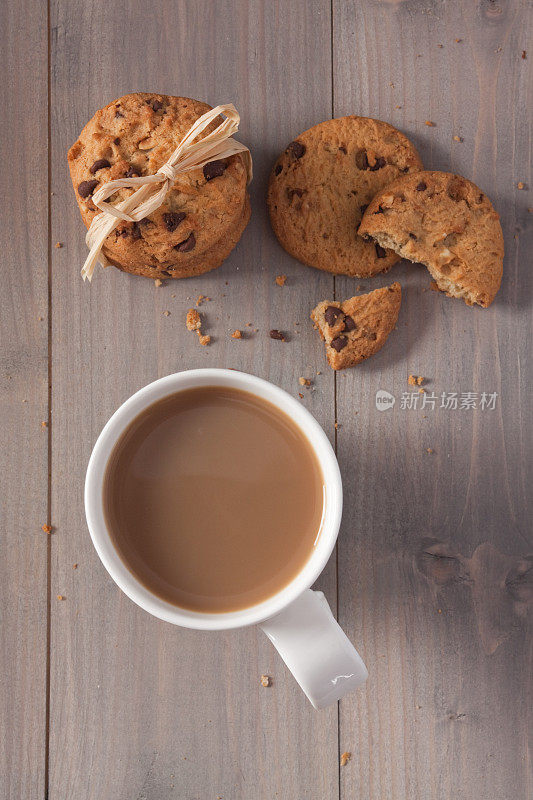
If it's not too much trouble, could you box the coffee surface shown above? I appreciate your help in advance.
[103,386,324,612]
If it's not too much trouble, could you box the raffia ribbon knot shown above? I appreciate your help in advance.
[82,103,252,281]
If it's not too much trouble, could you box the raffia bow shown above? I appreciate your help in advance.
[81,103,252,281]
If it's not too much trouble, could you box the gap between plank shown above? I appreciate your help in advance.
[329,0,342,796]
[44,0,52,796]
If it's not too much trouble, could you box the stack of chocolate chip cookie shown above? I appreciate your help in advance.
[267,115,504,369]
[68,93,250,279]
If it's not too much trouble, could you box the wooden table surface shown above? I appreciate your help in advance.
[2,1,532,798]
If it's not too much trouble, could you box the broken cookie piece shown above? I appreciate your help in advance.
[358,171,503,308]
[311,283,401,370]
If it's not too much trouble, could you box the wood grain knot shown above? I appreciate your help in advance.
[415,539,532,654]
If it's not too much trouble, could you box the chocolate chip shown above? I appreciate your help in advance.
[114,110,124,119]
[366,331,377,340]
[448,176,470,207]
[343,315,357,332]
[125,166,141,178]
[374,205,385,214]
[77,180,99,198]
[338,145,347,154]
[163,212,186,232]
[269,329,285,341]
[416,181,427,191]
[355,149,369,170]
[151,99,163,112]
[131,222,142,240]
[409,232,417,239]
[203,160,227,181]
[287,188,304,201]
[331,336,348,352]
[324,305,343,326]
[160,270,171,276]
[174,232,196,252]
[116,228,128,238]
[369,156,387,171]
[287,141,306,159]
[360,204,369,215]
[274,164,282,175]
[113,137,120,145]
[90,158,111,174]
[375,244,387,258]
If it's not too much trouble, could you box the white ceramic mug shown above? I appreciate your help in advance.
[85,369,368,708]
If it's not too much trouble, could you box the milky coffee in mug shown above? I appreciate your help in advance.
[103,385,325,613]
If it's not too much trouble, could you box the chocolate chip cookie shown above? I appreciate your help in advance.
[359,171,503,307]
[311,283,402,369]
[268,117,422,278]
[68,93,250,279]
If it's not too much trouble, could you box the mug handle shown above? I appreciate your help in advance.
[259,589,368,709]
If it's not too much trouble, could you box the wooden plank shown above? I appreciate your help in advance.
[333,2,532,799]
[49,1,339,798]
[0,2,49,798]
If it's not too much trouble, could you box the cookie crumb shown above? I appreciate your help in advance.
[196,294,210,306]
[42,524,52,534]
[340,752,351,767]
[455,38,463,43]
[54,242,63,249]
[452,135,463,142]
[429,281,440,292]
[163,310,170,317]
[269,329,286,341]
[186,308,201,331]
[426,448,434,454]
[334,422,341,429]
[425,120,436,127]
[275,274,287,286]
[408,375,424,386]
[231,330,242,339]
[197,331,211,346]
[522,50,527,59]
[41,421,48,429]
[56,594,65,601]
[298,392,304,399]
[299,377,311,386]
[517,181,526,190]
[72,564,78,569]
[260,674,271,687]
[154,278,162,287]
